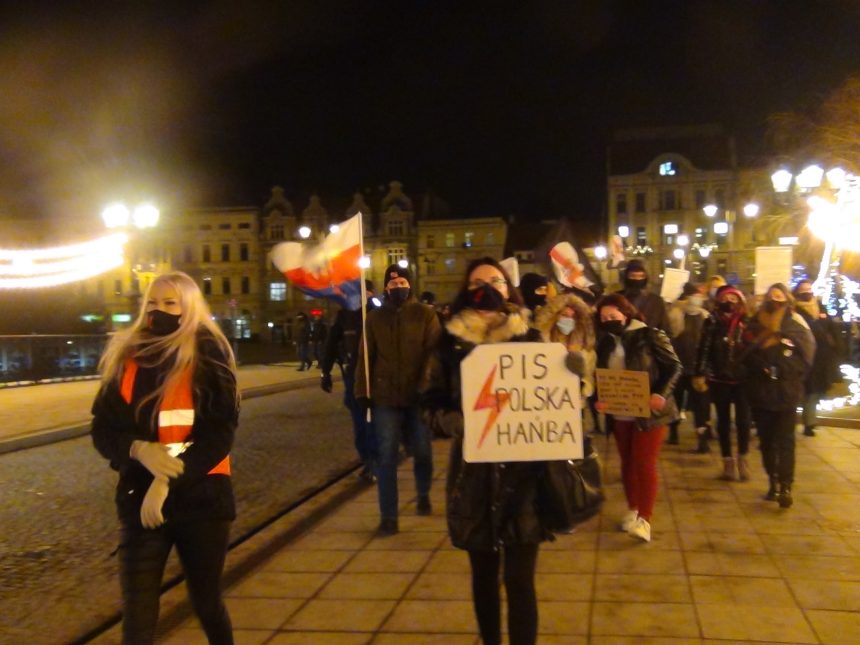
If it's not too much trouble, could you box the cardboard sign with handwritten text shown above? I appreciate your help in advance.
[595,368,651,418]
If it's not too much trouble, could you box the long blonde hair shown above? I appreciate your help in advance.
[99,271,237,419]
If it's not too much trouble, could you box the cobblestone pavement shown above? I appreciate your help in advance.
[0,384,358,645]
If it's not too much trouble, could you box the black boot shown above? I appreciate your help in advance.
[778,483,793,508]
[803,425,816,437]
[764,475,779,501]
[667,422,680,445]
[690,427,710,454]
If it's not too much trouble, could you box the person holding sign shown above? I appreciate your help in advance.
[420,257,546,645]
[594,294,682,542]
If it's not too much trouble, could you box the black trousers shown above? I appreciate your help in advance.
[118,519,233,645]
[672,374,711,429]
[751,407,796,485]
[711,382,751,458]
[468,544,539,645]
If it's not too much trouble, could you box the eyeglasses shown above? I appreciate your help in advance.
[469,278,507,289]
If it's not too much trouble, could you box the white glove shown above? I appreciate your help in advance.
[130,440,185,479]
[140,477,170,529]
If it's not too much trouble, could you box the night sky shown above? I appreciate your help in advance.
[1,1,860,224]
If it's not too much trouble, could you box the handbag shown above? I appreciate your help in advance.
[537,439,604,532]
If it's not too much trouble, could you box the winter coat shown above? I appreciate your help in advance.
[695,312,750,384]
[91,334,239,527]
[742,308,815,411]
[596,319,683,429]
[354,298,441,407]
[616,288,670,333]
[795,304,843,396]
[420,305,550,552]
[532,291,597,396]
[321,306,372,378]
[667,298,709,374]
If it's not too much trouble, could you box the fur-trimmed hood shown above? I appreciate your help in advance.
[445,303,532,345]
[533,291,596,350]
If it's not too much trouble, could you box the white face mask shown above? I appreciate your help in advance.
[556,317,575,336]
[688,294,705,308]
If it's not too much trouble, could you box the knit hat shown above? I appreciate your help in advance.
[384,264,411,286]
[680,282,700,299]
[623,259,648,278]
[519,273,549,311]
[716,285,746,305]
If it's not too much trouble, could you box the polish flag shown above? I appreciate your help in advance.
[271,213,364,310]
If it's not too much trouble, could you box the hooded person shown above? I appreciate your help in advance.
[706,275,728,310]
[354,263,442,535]
[616,260,670,332]
[519,273,550,313]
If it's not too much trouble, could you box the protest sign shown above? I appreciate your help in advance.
[660,267,690,302]
[461,343,583,463]
[595,368,651,417]
[754,246,793,295]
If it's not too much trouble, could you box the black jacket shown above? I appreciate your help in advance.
[695,313,750,384]
[596,319,683,428]
[421,305,550,551]
[796,305,843,395]
[616,288,670,333]
[91,334,239,527]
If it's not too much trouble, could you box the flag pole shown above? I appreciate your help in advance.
[357,212,372,423]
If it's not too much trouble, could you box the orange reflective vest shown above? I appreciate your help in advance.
[120,358,231,476]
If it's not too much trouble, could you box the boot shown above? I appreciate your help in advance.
[764,475,778,501]
[737,455,750,481]
[718,457,736,481]
[778,483,793,508]
[667,422,680,445]
[803,425,816,437]
[690,427,710,454]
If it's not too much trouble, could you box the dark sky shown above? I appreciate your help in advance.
[2,0,860,224]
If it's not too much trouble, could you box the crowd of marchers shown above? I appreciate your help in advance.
[89,255,841,645]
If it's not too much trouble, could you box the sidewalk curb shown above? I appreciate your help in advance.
[0,376,320,456]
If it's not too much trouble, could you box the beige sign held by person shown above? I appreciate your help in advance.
[461,343,583,463]
[595,368,651,418]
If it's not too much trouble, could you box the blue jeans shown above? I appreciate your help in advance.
[373,404,433,519]
[342,370,375,466]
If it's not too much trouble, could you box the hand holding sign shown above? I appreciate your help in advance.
[595,368,651,418]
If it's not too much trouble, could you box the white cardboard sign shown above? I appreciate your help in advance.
[461,343,583,463]
[754,246,793,295]
[660,267,690,302]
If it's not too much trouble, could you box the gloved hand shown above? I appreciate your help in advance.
[140,477,169,529]
[565,351,586,377]
[130,440,185,479]
[320,373,333,393]
[692,376,709,393]
[355,397,372,412]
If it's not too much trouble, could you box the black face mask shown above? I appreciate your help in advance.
[718,301,737,314]
[602,320,626,335]
[147,309,181,335]
[468,284,507,311]
[387,287,410,306]
[763,300,785,313]
[624,278,647,292]
[796,292,814,302]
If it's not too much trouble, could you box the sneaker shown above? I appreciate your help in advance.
[358,466,376,484]
[416,495,432,516]
[627,517,651,542]
[619,509,638,532]
[377,517,399,536]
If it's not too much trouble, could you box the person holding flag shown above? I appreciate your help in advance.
[354,264,441,536]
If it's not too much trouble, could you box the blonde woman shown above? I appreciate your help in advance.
[533,290,597,395]
[91,271,239,644]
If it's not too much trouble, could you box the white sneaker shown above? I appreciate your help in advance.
[619,509,638,532]
[628,517,651,542]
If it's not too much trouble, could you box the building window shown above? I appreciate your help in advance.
[486,231,495,245]
[203,278,212,295]
[663,223,678,246]
[241,276,250,294]
[238,222,251,229]
[445,257,456,273]
[446,232,455,247]
[659,189,678,211]
[240,242,249,261]
[202,244,211,263]
[270,224,284,240]
[616,193,627,215]
[695,189,706,209]
[635,192,646,213]
[695,227,706,241]
[464,231,474,248]
[114,279,122,295]
[426,234,435,248]
[425,261,436,276]
[636,226,647,245]
[717,258,727,275]
[715,188,726,208]
[219,223,231,230]
[183,245,193,263]
[222,277,231,295]
[659,161,676,176]
[387,220,404,236]
[387,247,406,267]
[221,244,230,262]
[200,224,212,231]
[269,282,286,301]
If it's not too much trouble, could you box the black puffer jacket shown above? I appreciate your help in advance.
[596,319,683,429]
[421,305,549,552]
[91,334,239,527]
[695,313,749,384]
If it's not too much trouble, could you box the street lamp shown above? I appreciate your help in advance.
[676,234,690,247]
[617,225,630,238]
[358,256,371,269]
[329,223,340,233]
[743,203,760,218]
[298,226,312,239]
[702,204,718,218]
[397,258,409,269]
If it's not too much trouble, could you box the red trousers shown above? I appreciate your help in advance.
[613,420,664,521]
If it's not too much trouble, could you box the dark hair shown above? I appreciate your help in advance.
[451,257,524,313]
[791,279,812,296]
[767,282,795,307]
[594,293,644,323]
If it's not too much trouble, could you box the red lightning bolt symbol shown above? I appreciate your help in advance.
[474,365,511,448]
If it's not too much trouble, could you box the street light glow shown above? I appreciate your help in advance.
[298,226,312,239]
[676,234,689,246]
[397,258,409,268]
[102,203,130,229]
[743,203,760,218]
[714,222,729,235]
[699,246,712,258]
[703,204,718,217]
[771,169,793,193]
[358,256,371,269]
[796,164,824,190]
[673,248,685,260]
[329,224,340,233]
[617,225,630,238]
[593,245,607,260]
[826,167,847,190]
[132,203,160,229]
